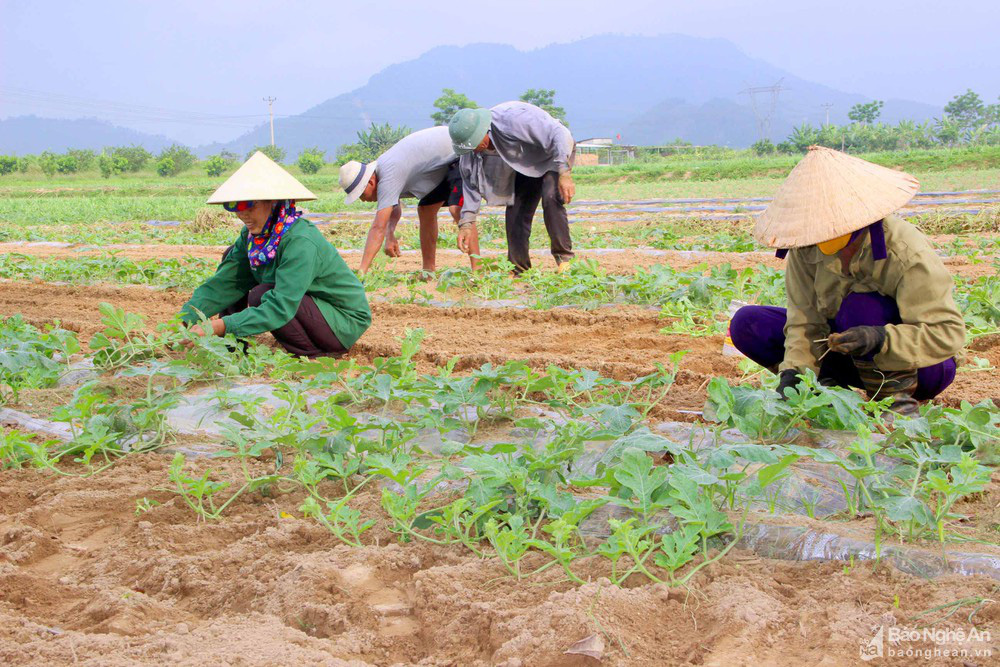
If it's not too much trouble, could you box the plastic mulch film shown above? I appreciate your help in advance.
[654,420,899,519]
[9,383,1000,580]
[0,407,74,441]
[58,358,99,387]
[161,384,576,458]
[164,383,291,436]
[578,506,1000,581]
[737,524,1000,580]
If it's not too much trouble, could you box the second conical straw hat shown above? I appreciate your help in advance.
[753,146,919,248]
[207,151,316,204]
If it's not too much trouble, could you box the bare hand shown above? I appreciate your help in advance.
[558,173,575,204]
[184,319,226,346]
[457,224,478,254]
[383,235,401,258]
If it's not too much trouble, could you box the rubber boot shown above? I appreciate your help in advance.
[853,359,919,417]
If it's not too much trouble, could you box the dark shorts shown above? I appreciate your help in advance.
[418,161,463,208]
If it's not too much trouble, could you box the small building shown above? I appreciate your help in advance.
[575,138,636,166]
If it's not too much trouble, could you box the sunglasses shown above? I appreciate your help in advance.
[223,201,255,212]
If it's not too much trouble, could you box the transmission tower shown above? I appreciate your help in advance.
[739,79,785,142]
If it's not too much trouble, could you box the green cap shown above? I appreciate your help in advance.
[449,108,492,155]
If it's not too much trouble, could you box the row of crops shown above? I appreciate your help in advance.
[3,309,999,586]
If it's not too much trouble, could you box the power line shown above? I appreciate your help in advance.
[0,86,268,129]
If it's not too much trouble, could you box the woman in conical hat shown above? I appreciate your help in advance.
[728,146,965,416]
[178,151,371,357]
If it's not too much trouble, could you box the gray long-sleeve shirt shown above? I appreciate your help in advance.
[459,101,574,225]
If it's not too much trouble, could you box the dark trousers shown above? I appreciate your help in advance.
[505,170,574,272]
[729,292,956,400]
[221,284,346,358]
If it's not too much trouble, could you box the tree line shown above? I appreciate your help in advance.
[0,145,310,179]
[4,88,996,177]
[754,89,1000,155]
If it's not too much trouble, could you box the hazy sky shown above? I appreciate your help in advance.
[2,0,997,145]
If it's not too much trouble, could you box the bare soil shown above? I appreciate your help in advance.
[2,282,998,418]
[3,456,998,666]
[4,242,999,278]
[3,243,1000,664]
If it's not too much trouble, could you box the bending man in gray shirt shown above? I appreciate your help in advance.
[450,101,575,273]
[339,126,481,274]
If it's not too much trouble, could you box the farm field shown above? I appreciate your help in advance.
[2,163,1000,665]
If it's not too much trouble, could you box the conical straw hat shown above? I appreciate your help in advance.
[753,146,919,248]
[206,151,316,204]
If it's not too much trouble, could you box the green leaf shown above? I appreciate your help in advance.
[881,495,933,526]
[758,454,799,489]
[599,427,683,467]
[610,448,670,518]
[439,439,468,456]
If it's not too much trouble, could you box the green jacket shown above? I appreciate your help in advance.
[180,220,371,347]
[782,214,965,373]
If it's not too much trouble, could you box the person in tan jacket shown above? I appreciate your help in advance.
[729,146,965,415]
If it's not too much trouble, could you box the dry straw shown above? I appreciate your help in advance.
[754,145,919,248]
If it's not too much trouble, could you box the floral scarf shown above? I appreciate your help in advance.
[247,201,302,268]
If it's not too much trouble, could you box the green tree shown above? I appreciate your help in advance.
[519,89,567,124]
[336,123,411,163]
[983,125,1000,146]
[64,149,96,171]
[750,139,775,155]
[775,140,796,154]
[38,151,58,176]
[157,144,196,175]
[788,123,820,152]
[847,100,884,125]
[934,116,962,146]
[247,145,286,162]
[944,89,985,132]
[203,154,232,177]
[106,145,152,172]
[0,156,18,176]
[156,157,176,177]
[98,154,129,178]
[431,88,478,125]
[987,98,1000,126]
[297,147,326,174]
[55,155,79,174]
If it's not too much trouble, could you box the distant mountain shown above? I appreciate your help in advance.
[0,115,177,154]
[3,35,946,156]
[210,34,944,156]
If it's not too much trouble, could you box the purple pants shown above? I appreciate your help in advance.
[222,283,346,358]
[729,292,956,400]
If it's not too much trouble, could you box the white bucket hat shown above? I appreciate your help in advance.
[206,151,315,204]
[754,146,919,248]
[339,160,378,204]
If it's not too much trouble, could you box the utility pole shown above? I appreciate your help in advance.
[821,102,834,126]
[263,96,277,147]
[739,79,785,142]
